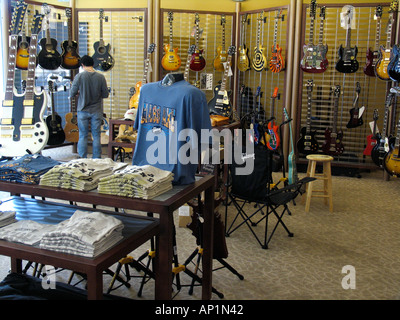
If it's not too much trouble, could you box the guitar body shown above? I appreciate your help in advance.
[207,84,232,117]
[129,81,142,109]
[46,113,65,145]
[371,139,391,167]
[38,37,62,70]
[269,44,285,73]
[322,128,344,156]
[375,46,391,80]
[335,45,359,73]
[297,127,319,155]
[189,50,206,72]
[384,148,400,177]
[363,133,378,156]
[266,121,280,150]
[61,40,81,70]
[64,112,79,143]
[213,47,228,72]
[346,107,364,129]
[16,35,31,70]
[300,44,329,73]
[364,48,378,77]
[252,46,267,72]
[161,45,181,71]
[238,45,250,72]
[92,41,115,72]
[388,44,400,81]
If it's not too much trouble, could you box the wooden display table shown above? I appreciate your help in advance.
[0,174,215,299]
[108,119,136,161]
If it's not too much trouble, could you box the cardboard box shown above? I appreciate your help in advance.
[178,204,193,228]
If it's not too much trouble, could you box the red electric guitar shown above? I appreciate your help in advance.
[189,13,206,72]
[266,87,280,150]
[363,109,379,156]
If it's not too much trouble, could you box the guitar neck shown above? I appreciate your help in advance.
[345,26,352,49]
[375,18,381,50]
[386,15,393,48]
[273,19,278,49]
[332,98,339,134]
[308,18,315,45]
[219,55,232,91]
[25,34,39,101]
[306,91,312,133]
[169,21,173,48]
[142,54,150,84]
[318,17,325,45]
[4,35,18,101]
[68,15,73,47]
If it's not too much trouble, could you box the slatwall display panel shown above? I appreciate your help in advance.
[160,10,234,103]
[299,2,398,168]
[12,3,71,130]
[77,9,146,120]
[236,8,288,124]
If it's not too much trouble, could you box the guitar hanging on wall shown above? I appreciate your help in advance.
[297,79,319,155]
[92,9,115,72]
[237,13,250,72]
[45,80,65,145]
[38,4,62,70]
[189,13,206,72]
[252,11,267,72]
[383,118,400,177]
[64,94,79,143]
[322,85,344,156]
[363,109,379,156]
[335,6,359,74]
[61,8,80,70]
[208,46,235,118]
[16,22,30,70]
[161,12,181,72]
[300,0,318,73]
[214,15,228,72]
[266,87,280,150]
[284,107,298,185]
[269,10,285,73]
[375,1,397,81]
[346,82,364,129]
[363,5,382,77]
[129,43,156,109]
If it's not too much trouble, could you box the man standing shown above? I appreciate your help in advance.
[70,55,109,158]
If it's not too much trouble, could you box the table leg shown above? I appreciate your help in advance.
[10,257,23,273]
[86,268,103,300]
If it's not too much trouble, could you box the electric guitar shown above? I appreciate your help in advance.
[189,13,206,72]
[38,5,62,70]
[364,6,383,77]
[129,43,156,109]
[297,79,319,155]
[238,14,250,72]
[266,87,280,150]
[371,93,394,167]
[335,6,359,74]
[0,1,30,157]
[300,0,318,72]
[208,46,235,117]
[269,10,285,73]
[284,107,298,185]
[46,81,65,145]
[1,13,49,157]
[252,11,267,72]
[383,118,400,177]
[363,109,379,156]
[16,23,30,70]
[161,12,181,72]
[214,15,228,72]
[61,8,80,70]
[64,95,79,143]
[346,82,364,129]
[92,9,115,72]
[375,1,397,81]
[322,85,344,156]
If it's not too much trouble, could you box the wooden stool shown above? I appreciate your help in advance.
[303,154,333,212]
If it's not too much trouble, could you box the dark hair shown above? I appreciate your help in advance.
[80,55,94,67]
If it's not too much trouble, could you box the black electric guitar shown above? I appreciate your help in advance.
[37,4,62,70]
[322,85,344,156]
[208,46,235,117]
[346,82,364,129]
[61,8,80,70]
[92,9,115,72]
[45,81,65,145]
[297,79,319,155]
[371,93,394,167]
[335,6,359,74]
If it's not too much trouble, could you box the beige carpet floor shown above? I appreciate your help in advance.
[0,145,399,300]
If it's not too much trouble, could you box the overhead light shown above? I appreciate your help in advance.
[232,0,246,2]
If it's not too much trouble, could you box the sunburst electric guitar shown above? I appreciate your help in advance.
[252,11,267,72]
[384,118,400,177]
[269,10,285,73]
[161,12,181,72]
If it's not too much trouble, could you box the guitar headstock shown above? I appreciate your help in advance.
[99,9,104,20]
[356,82,361,94]
[275,9,283,20]
[257,11,264,22]
[65,8,72,19]
[386,92,394,106]
[306,79,314,92]
[148,43,156,54]
[188,44,196,55]
[228,45,236,56]
[48,80,54,93]
[168,11,173,23]
[320,6,326,20]
[389,0,398,14]
[333,85,341,97]
[221,14,226,26]
[9,0,27,36]
[241,13,248,24]
[283,107,290,121]
[272,87,279,99]
[373,109,379,121]
[255,85,261,97]
[195,13,200,24]
[31,13,44,35]
[375,5,383,19]
[310,0,317,19]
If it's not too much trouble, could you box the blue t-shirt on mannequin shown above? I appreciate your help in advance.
[132,73,212,185]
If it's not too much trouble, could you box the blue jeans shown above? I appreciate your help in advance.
[77,111,103,158]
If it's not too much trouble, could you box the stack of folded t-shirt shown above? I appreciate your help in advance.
[0,211,16,227]
[39,158,127,191]
[0,220,56,245]
[0,154,60,184]
[39,210,124,257]
[97,165,174,199]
